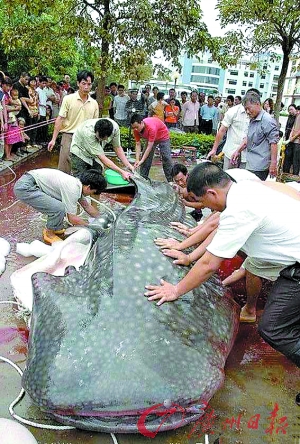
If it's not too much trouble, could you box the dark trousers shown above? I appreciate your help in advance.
[292,142,300,175]
[248,169,269,181]
[140,139,173,182]
[200,119,213,135]
[258,263,300,367]
[282,143,293,173]
[283,142,300,175]
[28,115,39,145]
[37,116,47,143]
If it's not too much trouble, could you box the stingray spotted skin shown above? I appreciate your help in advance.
[22,176,239,434]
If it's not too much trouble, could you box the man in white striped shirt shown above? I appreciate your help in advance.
[207,103,249,170]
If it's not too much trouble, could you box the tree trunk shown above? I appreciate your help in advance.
[96,0,110,116]
[274,50,289,122]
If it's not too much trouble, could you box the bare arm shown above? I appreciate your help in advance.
[48,116,65,151]
[155,212,220,250]
[269,143,278,177]
[231,137,247,163]
[140,141,154,164]
[145,251,224,305]
[135,141,141,163]
[78,198,101,218]
[162,229,217,266]
[98,153,131,180]
[67,213,89,226]
[207,125,227,158]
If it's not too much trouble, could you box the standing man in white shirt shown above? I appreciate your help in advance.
[113,85,129,127]
[207,102,249,170]
[182,91,200,133]
[36,76,48,146]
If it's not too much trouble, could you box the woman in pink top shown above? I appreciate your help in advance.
[131,114,173,182]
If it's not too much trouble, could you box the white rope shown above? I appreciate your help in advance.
[0,306,120,442]
[89,196,117,222]
[0,161,17,188]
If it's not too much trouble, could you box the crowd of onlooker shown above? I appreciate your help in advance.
[103,82,244,135]
[0,72,74,162]
[2,70,300,177]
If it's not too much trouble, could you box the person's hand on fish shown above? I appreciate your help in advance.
[154,237,181,250]
[162,249,191,266]
[121,170,132,181]
[134,160,143,168]
[170,221,191,236]
[145,279,179,306]
[127,164,135,173]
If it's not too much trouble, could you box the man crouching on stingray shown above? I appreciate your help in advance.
[14,168,107,244]
[145,162,300,403]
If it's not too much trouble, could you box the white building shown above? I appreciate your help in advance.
[180,51,282,100]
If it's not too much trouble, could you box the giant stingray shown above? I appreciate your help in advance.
[21,176,239,434]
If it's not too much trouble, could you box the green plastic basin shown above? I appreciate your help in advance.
[104,169,129,185]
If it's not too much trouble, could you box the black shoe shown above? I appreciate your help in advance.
[295,393,300,405]
[15,150,24,157]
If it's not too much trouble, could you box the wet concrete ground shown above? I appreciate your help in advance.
[0,149,300,444]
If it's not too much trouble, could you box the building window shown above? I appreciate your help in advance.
[275,65,280,71]
[242,81,247,86]
[225,88,236,94]
[241,90,245,95]
[190,75,219,85]
[208,59,213,64]
[250,72,254,78]
[228,79,237,85]
[192,66,220,75]
[263,64,268,70]
[229,70,238,76]
[244,72,249,77]
[273,75,279,81]
[260,84,264,89]
[248,82,253,87]
[261,74,266,79]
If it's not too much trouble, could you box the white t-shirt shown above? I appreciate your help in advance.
[36,87,48,117]
[207,180,300,265]
[28,168,83,215]
[225,168,261,183]
[221,104,249,162]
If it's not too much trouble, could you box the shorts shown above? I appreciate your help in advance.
[242,257,287,282]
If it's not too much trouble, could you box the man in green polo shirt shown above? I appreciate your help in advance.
[70,118,134,181]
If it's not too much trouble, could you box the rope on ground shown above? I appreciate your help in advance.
[0,301,121,443]
[0,161,17,189]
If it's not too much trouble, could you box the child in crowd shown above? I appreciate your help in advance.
[4,89,23,160]
[11,117,31,157]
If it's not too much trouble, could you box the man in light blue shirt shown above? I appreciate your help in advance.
[200,95,218,135]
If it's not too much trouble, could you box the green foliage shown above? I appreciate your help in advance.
[216,0,300,117]
[0,0,223,92]
[119,127,214,156]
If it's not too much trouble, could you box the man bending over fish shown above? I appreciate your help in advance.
[14,168,107,244]
[146,162,300,403]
